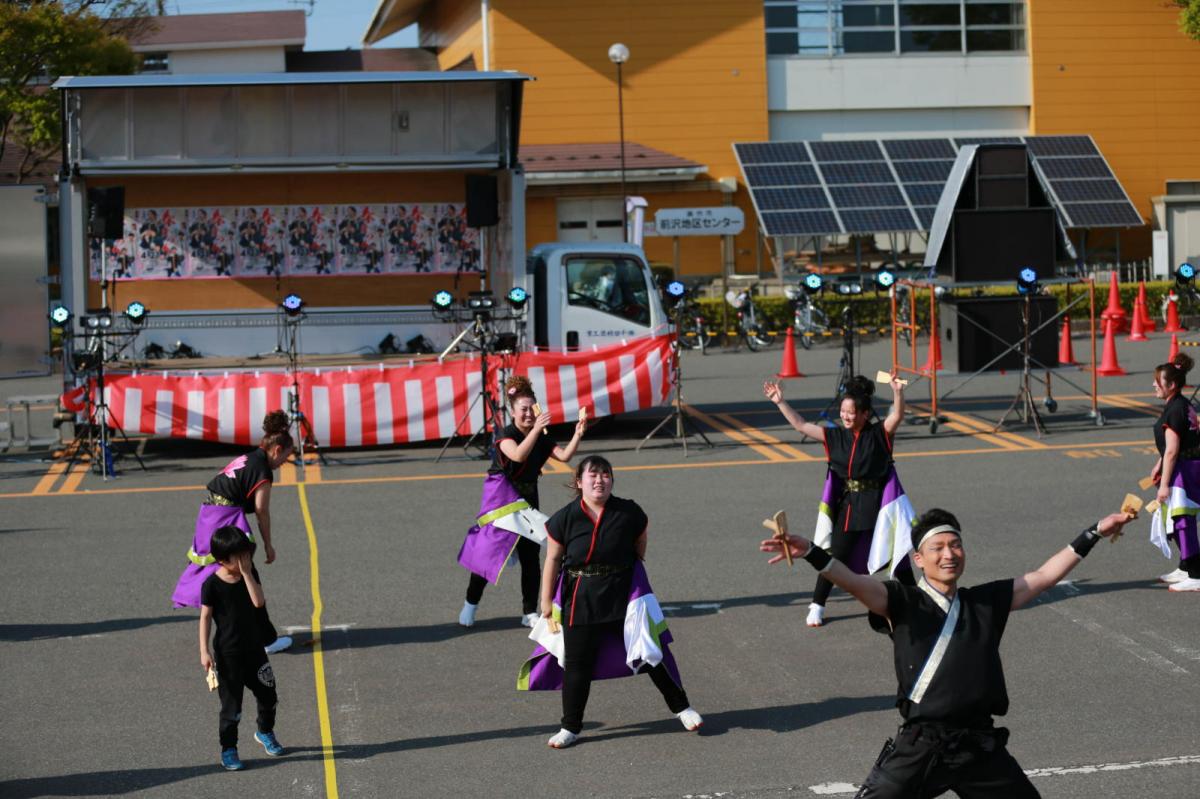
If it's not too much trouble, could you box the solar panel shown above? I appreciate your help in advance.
[903,184,947,206]
[1037,157,1111,179]
[883,139,956,160]
[810,140,884,162]
[1050,179,1128,203]
[744,164,820,187]
[1061,202,1143,227]
[761,211,842,236]
[954,136,1022,147]
[830,184,906,208]
[840,208,917,233]
[1025,136,1099,157]
[894,160,954,183]
[820,162,895,185]
[755,187,832,211]
[735,142,810,164]
[914,206,937,228]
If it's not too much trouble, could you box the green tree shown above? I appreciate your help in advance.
[0,2,151,183]
[1175,1,1200,41]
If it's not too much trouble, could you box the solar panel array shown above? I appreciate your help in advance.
[733,135,1142,237]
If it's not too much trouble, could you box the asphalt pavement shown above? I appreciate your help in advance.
[2,329,1199,798]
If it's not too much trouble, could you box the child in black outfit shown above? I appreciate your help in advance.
[199,526,285,771]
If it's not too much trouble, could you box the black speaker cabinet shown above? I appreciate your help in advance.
[465,174,499,228]
[939,295,1058,373]
[86,186,125,239]
[948,208,1057,283]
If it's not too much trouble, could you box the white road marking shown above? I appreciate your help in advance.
[1143,630,1200,661]
[1042,602,1189,675]
[281,623,357,634]
[808,754,1200,794]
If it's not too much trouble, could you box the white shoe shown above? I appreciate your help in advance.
[677,707,703,731]
[1168,577,1200,592]
[547,728,578,749]
[264,635,293,654]
[806,603,825,627]
[459,601,478,627]
[520,612,539,628]
[1159,568,1189,584]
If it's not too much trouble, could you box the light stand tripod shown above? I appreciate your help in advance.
[434,312,506,462]
[65,329,147,480]
[282,313,327,470]
[994,292,1046,436]
[636,299,713,455]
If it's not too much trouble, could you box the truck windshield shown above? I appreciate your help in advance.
[565,256,650,326]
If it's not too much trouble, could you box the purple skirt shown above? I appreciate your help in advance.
[171,504,253,608]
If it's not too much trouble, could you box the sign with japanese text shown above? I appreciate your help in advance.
[653,207,744,237]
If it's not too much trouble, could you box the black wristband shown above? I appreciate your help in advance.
[1069,524,1100,558]
[804,544,832,571]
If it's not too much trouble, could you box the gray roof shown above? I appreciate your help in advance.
[53,71,533,90]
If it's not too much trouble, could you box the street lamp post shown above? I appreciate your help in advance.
[608,42,630,243]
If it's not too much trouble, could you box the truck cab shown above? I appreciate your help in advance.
[524,242,668,352]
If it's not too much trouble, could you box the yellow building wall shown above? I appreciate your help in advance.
[490,0,769,275]
[87,172,480,310]
[1030,0,1200,256]
[419,0,484,70]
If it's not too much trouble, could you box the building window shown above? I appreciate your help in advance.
[764,0,1026,56]
[139,52,169,73]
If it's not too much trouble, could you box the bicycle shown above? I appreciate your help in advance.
[725,285,774,351]
[675,297,710,355]
[784,284,829,350]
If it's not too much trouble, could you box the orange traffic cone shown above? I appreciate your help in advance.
[1169,334,1180,363]
[1164,292,1187,333]
[1097,318,1127,376]
[919,324,943,375]
[1127,300,1148,342]
[1058,316,1077,365]
[776,327,804,378]
[1136,281,1157,332]
[1100,272,1128,334]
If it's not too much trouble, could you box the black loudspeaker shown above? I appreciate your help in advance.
[939,295,1058,373]
[950,209,1057,283]
[464,175,499,228]
[87,186,125,239]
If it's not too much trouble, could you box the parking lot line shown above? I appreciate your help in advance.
[57,459,92,494]
[715,413,820,461]
[1101,394,1160,418]
[30,458,71,495]
[684,405,788,461]
[297,483,340,799]
[908,403,1022,450]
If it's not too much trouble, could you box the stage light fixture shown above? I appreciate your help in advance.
[49,306,72,328]
[1017,267,1039,295]
[432,290,455,311]
[876,269,895,289]
[803,273,823,294]
[124,301,147,324]
[467,291,496,310]
[281,294,305,316]
[506,286,529,310]
[835,280,863,295]
[1176,262,1195,286]
[82,311,113,329]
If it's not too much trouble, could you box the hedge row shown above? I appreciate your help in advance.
[688,280,1181,332]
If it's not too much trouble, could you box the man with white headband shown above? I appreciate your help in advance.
[760,506,1132,797]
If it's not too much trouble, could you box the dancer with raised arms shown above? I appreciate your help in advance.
[764,373,916,627]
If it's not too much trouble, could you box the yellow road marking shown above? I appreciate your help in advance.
[303,457,324,483]
[297,483,339,799]
[58,459,92,494]
[277,461,298,486]
[714,413,818,461]
[908,403,1022,450]
[1100,395,1160,418]
[31,458,71,495]
[684,405,788,461]
[544,457,573,474]
[940,407,1049,450]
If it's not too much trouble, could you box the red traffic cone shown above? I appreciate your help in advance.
[1136,281,1157,332]
[776,327,804,378]
[1164,292,1187,333]
[1100,272,1128,333]
[1127,299,1148,342]
[920,324,943,375]
[1169,333,1180,363]
[1097,318,1128,376]
[1058,316,1077,365]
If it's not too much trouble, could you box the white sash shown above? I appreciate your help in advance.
[907,579,961,705]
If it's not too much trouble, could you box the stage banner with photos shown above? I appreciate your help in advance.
[89,202,481,280]
[92,336,673,447]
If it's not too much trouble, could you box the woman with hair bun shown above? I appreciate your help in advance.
[457,375,587,628]
[173,410,295,654]
[1148,352,1200,591]
[764,373,915,627]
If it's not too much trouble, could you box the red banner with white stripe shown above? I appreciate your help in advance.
[93,336,673,448]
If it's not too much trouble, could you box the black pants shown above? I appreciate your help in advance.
[216,650,278,749]
[561,619,690,734]
[855,723,1039,798]
[466,536,541,615]
[812,531,916,606]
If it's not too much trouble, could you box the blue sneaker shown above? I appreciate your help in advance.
[220,748,244,771]
[254,730,284,756]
